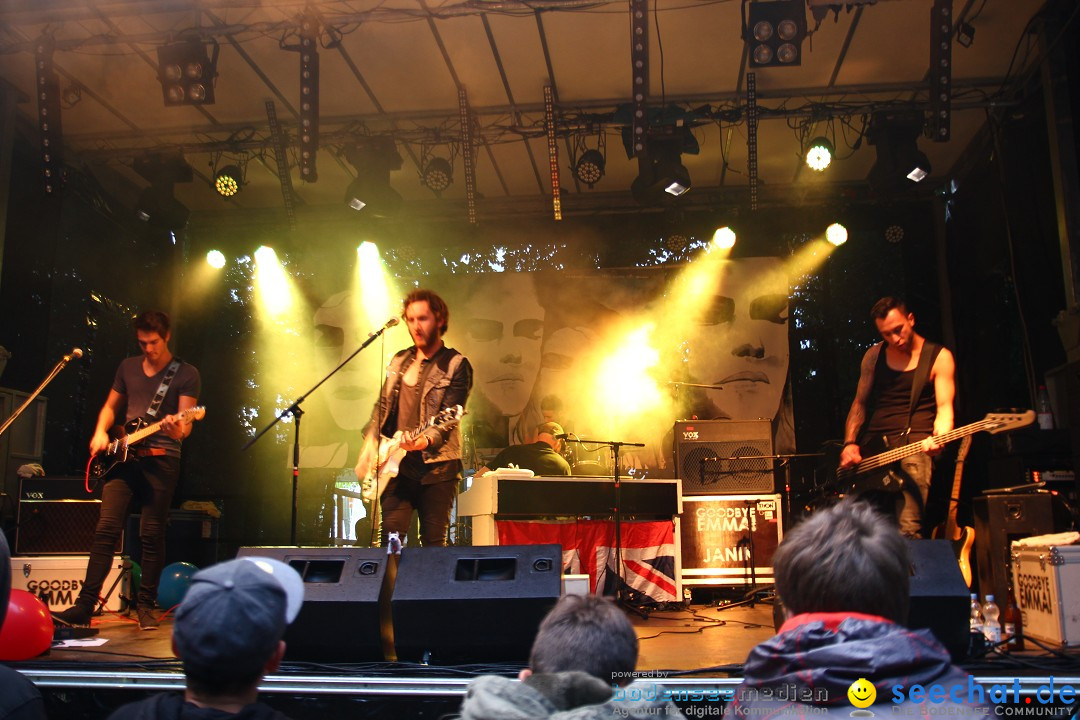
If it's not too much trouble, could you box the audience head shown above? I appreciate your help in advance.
[773,498,910,624]
[172,557,304,696]
[528,594,638,685]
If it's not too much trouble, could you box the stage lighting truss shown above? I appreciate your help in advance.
[419,143,456,196]
[805,136,834,172]
[157,39,219,106]
[747,0,806,68]
[571,130,607,189]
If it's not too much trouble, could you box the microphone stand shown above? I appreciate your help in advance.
[562,435,645,613]
[244,320,396,546]
[0,350,80,439]
[699,450,824,609]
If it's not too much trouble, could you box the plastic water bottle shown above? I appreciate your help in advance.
[969,593,984,636]
[1037,386,1054,430]
[982,594,1001,644]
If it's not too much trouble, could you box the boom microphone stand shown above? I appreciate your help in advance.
[244,317,398,546]
[0,347,83,439]
[560,434,645,609]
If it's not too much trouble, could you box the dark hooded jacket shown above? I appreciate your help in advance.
[726,612,987,719]
[460,671,685,720]
[107,693,292,720]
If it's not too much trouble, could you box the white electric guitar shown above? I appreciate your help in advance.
[362,405,465,501]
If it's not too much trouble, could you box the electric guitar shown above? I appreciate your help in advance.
[87,406,206,480]
[362,405,465,501]
[837,410,1035,495]
[932,434,975,587]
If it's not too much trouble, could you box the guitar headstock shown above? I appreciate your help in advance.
[434,404,465,427]
[983,410,1035,433]
[183,406,207,422]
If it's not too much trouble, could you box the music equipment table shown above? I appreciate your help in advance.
[458,475,682,545]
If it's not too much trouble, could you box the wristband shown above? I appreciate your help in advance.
[843,441,859,447]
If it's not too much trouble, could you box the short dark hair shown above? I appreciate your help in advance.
[133,310,171,336]
[870,296,907,321]
[403,289,449,335]
[773,498,910,624]
[184,666,265,698]
[529,594,638,684]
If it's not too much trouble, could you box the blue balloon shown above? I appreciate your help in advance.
[156,561,198,609]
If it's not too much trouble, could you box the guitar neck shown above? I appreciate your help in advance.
[855,421,989,474]
[126,419,165,444]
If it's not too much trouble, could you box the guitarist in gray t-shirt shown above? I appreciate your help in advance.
[54,311,201,630]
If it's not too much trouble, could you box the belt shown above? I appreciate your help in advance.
[131,447,169,458]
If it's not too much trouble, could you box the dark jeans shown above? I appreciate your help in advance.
[78,455,179,609]
[380,475,457,547]
[857,452,932,538]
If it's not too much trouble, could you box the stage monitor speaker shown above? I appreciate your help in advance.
[674,420,774,494]
[390,544,562,664]
[15,476,121,555]
[906,539,970,661]
[972,493,1063,611]
[236,546,389,662]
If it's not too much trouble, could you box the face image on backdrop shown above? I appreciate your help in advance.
[313,291,385,433]
[457,274,545,423]
[685,256,790,421]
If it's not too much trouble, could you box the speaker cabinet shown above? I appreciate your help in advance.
[907,539,970,661]
[16,476,120,555]
[236,546,389,662]
[126,510,219,569]
[973,493,1062,609]
[390,544,562,663]
[674,420,774,494]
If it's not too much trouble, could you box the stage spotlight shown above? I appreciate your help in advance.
[805,137,834,172]
[133,153,192,230]
[157,40,218,107]
[867,111,932,195]
[712,226,737,250]
[343,139,404,217]
[213,165,243,198]
[956,22,975,49]
[826,223,848,246]
[421,157,453,195]
[632,137,691,204]
[748,0,806,68]
[206,250,226,268]
[574,149,606,188]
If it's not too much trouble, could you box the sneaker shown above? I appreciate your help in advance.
[53,604,93,627]
[137,606,160,631]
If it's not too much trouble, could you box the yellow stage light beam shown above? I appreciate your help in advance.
[254,245,293,317]
[591,324,664,422]
[826,222,848,246]
[786,235,841,279]
[353,241,398,328]
[712,226,737,251]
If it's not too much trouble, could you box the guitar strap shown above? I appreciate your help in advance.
[904,342,941,435]
[145,358,182,418]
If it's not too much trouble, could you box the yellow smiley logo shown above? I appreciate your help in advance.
[847,678,876,708]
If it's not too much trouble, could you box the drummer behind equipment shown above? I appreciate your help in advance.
[484,422,572,476]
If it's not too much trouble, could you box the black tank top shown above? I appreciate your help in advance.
[864,343,940,440]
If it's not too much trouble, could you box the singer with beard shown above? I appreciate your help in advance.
[54,311,200,631]
[354,289,473,547]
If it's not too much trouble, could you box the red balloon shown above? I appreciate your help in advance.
[0,590,54,660]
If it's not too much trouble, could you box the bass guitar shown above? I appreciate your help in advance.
[932,434,974,586]
[87,406,206,480]
[837,410,1035,495]
[362,404,465,501]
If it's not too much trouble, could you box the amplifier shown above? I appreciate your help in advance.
[674,420,774,494]
[16,476,119,555]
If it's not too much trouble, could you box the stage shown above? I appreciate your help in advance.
[10,598,1080,719]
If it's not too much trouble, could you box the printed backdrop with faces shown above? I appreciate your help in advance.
[297,258,793,476]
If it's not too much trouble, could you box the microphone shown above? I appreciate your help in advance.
[555,433,570,440]
[64,348,84,362]
[385,317,400,328]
